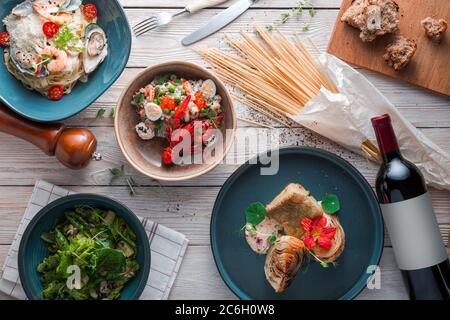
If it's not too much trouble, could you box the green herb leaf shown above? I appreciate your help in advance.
[268,232,277,244]
[320,261,329,268]
[53,25,80,51]
[249,225,257,236]
[321,194,340,214]
[309,8,316,17]
[280,12,290,24]
[96,108,106,118]
[245,202,266,225]
[110,166,125,177]
[110,107,115,118]
[95,248,126,273]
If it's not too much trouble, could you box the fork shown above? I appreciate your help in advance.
[133,0,229,37]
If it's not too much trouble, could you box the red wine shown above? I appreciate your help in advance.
[371,114,450,300]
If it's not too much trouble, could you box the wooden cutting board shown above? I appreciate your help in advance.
[327,0,450,96]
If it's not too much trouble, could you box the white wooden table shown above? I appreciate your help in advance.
[0,0,449,300]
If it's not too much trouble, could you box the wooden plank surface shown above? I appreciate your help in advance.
[0,0,449,300]
[328,0,450,96]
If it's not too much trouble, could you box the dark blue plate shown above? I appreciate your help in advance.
[0,0,131,122]
[211,147,384,300]
[18,194,151,300]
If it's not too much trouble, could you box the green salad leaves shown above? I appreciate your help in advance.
[37,206,140,300]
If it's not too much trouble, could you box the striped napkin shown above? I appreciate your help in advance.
[0,180,188,300]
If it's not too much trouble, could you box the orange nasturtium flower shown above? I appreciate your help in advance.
[301,216,336,250]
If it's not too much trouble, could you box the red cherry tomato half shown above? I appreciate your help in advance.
[82,3,98,21]
[48,85,65,101]
[0,32,10,48]
[42,22,60,38]
[162,147,174,166]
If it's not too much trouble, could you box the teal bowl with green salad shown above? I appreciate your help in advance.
[18,194,151,300]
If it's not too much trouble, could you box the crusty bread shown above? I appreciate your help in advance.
[383,36,417,71]
[421,17,448,44]
[341,0,399,42]
[266,183,323,239]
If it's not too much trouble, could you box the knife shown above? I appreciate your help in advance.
[182,0,257,46]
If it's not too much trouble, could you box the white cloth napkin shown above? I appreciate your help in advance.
[0,180,189,300]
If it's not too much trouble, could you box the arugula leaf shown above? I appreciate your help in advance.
[321,194,340,214]
[245,202,266,225]
[95,248,126,273]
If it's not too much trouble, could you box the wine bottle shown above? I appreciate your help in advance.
[371,114,450,300]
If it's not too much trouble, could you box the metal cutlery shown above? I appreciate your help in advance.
[182,0,257,46]
[133,0,229,37]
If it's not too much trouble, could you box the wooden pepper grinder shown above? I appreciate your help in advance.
[0,102,97,170]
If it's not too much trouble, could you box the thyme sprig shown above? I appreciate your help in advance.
[109,165,140,196]
[266,0,316,32]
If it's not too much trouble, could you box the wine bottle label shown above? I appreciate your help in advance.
[380,192,448,271]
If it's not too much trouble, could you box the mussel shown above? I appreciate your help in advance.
[83,24,108,74]
[57,0,82,13]
[12,0,34,17]
[9,46,48,78]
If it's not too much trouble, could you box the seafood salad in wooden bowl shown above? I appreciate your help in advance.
[1,0,108,101]
[115,61,236,181]
[132,75,224,167]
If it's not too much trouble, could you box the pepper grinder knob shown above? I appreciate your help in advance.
[0,102,97,170]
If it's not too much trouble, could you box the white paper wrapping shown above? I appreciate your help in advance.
[291,53,450,190]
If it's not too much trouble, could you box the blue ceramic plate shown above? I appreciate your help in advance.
[18,194,151,300]
[211,147,384,300]
[0,0,131,122]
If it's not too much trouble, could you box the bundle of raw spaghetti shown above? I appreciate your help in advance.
[196,26,380,161]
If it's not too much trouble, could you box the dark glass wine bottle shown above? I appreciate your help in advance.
[371,114,449,300]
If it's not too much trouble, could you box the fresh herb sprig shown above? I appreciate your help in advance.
[109,165,139,196]
[266,0,316,32]
[95,108,116,119]
[53,25,82,52]
[307,248,338,268]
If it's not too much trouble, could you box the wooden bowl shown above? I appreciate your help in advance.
[115,61,236,181]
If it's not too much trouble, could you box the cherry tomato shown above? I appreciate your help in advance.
[160,96,176,111]
[162,147,174,166]
[194,92,207,110]
[82,3,98,21]
[48,85,64,101]
[0,32,10,48]
[42,22,60,38]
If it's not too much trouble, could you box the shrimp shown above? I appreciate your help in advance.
[40,47,68,73]
[32,2,73,25]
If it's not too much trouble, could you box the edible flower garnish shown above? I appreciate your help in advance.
[301,216,336,250]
